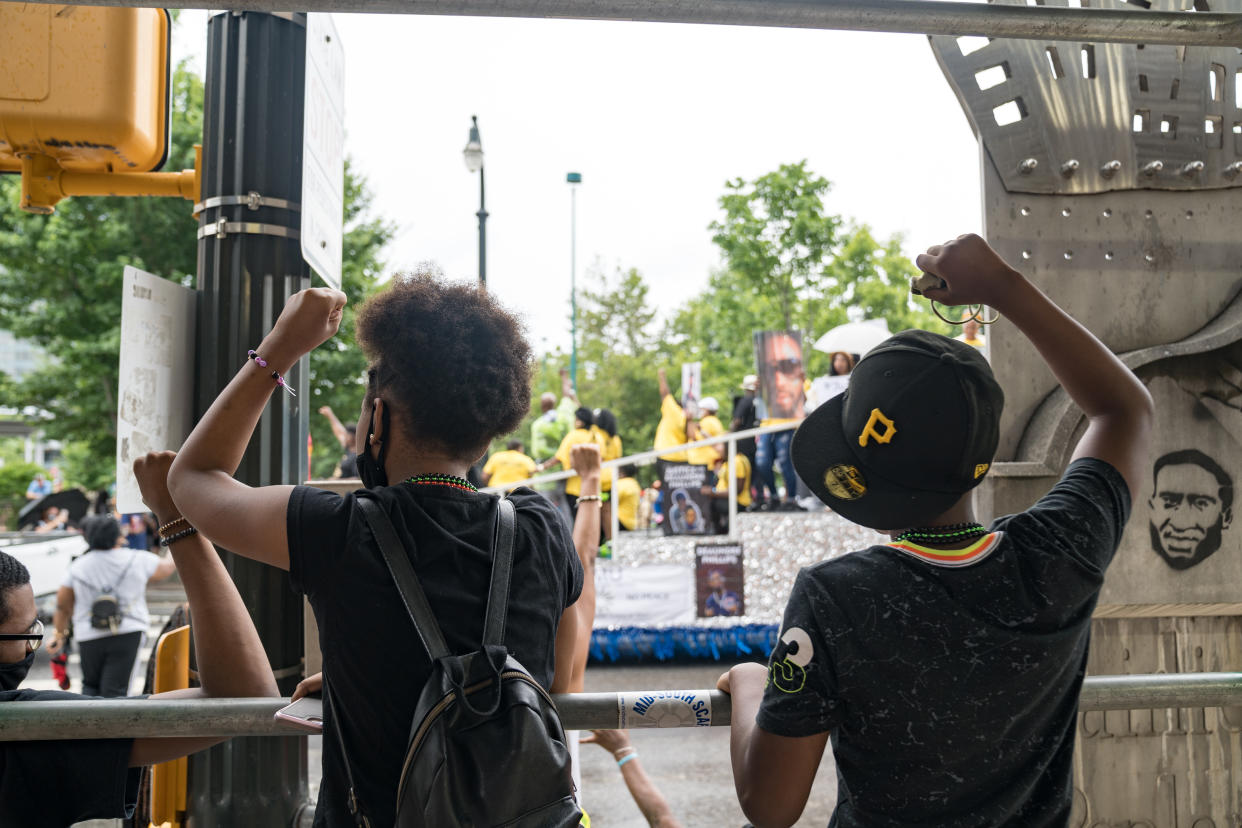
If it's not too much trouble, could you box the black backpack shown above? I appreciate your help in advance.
[327,495,582,828]
[90,553,138,633]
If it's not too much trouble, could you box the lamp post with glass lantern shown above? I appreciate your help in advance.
[462,115,487,287]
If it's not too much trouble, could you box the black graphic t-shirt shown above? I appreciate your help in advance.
[288,483,582,828]
[0,689,141,828]
[757,458,1130,827]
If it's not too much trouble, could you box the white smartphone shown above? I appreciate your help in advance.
[274,696,324,732]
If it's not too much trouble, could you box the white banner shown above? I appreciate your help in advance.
[594,563,694,627]
[115,266,196,514]
[680,361,702,415]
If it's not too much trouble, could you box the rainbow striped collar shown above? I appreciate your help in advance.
[885,531,1003,569]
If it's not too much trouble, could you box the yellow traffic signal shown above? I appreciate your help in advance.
[0,4,194,214]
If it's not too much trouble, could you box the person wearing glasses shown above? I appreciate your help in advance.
[755,331,807,511]
[0,452,279,828]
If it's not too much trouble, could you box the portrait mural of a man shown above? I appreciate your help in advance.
[1149,449,1234,571]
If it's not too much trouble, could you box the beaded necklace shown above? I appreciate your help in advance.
[892,521,988,545]
[405,473,478,493]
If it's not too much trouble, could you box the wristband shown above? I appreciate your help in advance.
[158,516,188,536]
[159,526,198,547]
[577,495,602,503]
[617,753,638,768]
[247,349,297,397]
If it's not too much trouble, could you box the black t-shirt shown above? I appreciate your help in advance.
[757,458,1130,827]
[287,483,583,828]
[338,451,357,479]
[0,689,141,828]
[731,395,760,454]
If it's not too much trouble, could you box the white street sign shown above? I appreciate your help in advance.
[115,266,196,514]
[302,14,345,291]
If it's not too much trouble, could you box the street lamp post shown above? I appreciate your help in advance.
[567,171,581,391]
[463,115,487,287]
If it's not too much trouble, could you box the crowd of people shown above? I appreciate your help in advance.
[0,233,1153,828]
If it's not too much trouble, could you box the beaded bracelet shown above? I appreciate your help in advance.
[577,495,602,503]
[617,753,638,768]
[159,526,199,548]
[247,349,297,397]
[158,516,188,536]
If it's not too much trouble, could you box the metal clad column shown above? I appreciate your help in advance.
[192,11,310,825]
[931,1,1242,822]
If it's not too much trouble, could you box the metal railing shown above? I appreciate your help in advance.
[480,420,800,543]
[2,673,1239,740]
[35,0,1242,49]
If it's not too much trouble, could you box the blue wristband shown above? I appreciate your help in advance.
[617,753,638,768]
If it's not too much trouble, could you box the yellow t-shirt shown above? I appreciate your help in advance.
[653,394,688,462]
[687,414,724,466]
[482,450,537,489]
[555,427,602,496]
[590,427,624,492]
[614,476,642,530]
[715,454,753,508]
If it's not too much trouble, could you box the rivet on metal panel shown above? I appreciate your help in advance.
[1142,160,1164,176]
[1145,209,1154,219]
[1020,206,1031,216]
[1060,159,1080,176]
[1021,250,1032,260]
[1185,210,1194,220]
[1105,251,1115,260]
[1019,158,1039,174]
[1102,208,1113,218]
[1061,208,1072,217]
[1180,160,1205,177]
[1064,250,1074,260]
[1224,161,1242,179]
[1145,253,1156,263]
[1100,160,1122,178]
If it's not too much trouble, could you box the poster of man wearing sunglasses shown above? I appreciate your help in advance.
[754,331,807,421]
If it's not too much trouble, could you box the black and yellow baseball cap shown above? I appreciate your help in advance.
[791,330,1003,530]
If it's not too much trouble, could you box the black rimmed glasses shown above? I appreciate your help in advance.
[0,618,44,653]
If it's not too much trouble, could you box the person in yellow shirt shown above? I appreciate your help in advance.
[539,407,603,511]
[653,367,699,463]
[613,464,642,532]
[687,397,724,467]
[702,449,752,534]
[590,409,624,539]
[481,440,538,489]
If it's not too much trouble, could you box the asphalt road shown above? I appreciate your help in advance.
[577,662,839,828]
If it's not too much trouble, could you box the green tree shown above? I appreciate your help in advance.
[0,63,392,488]
[699,162,947,382]
[710,161,840,333]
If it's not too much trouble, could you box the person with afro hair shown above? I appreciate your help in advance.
[169,274,583,827]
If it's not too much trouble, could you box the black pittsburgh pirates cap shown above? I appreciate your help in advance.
[790,330,1004,530]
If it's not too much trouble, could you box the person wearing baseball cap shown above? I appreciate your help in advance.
[718,234,1153,827]
[687,397,725,467]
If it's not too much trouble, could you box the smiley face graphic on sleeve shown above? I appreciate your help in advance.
[768,626,813,694]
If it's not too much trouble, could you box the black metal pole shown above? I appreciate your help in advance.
[477,164,488,287]
[191,11,310,826]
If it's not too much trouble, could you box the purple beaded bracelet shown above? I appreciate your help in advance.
[247,349,297,397]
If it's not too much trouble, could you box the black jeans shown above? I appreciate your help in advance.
[79,631,143,697]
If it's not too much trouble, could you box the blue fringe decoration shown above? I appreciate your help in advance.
[588,624,779,663]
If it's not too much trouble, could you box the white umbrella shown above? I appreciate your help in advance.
[813,319,892,356]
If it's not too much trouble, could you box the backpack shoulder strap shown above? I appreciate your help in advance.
[356,495,450,661]
[481,498,516,647]
[321,673,372,828]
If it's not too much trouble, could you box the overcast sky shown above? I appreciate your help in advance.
[174,12,982,352]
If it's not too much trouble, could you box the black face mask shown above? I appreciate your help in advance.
[0,651,35,692]
[355,405,390,489]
